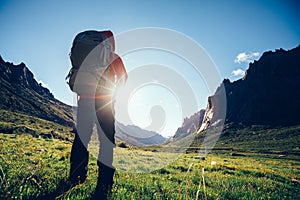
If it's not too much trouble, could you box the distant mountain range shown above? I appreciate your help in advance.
[200,45,300,131]
[116,122,166,146]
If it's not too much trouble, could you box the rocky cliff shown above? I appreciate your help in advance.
[0,56,73,127]
[173,110,205,140]
[200,45,300,130]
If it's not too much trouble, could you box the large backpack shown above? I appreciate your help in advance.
[66,30,114,95]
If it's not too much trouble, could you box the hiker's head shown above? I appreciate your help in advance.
[101,30,115,52]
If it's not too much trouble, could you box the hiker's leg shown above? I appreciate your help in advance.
[69,98,94,184]
[76,98,96,146]
[94,99,116,199]
[95,99,116,167]
[69,131,89,184]
[97,116,115,168]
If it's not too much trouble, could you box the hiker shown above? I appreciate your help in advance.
[66,30,127,199]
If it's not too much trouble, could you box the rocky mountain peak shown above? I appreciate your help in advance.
[171,110,205,141]
[0,56,54,99]
[0,56,73,127]
[200,45,300,131]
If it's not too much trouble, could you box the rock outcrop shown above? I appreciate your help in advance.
[173,110,205,139]
[0,56,73,127]
[200,45,300,130]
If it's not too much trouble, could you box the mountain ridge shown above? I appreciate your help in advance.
[116,122,167,146]
[170,110,205,142]
[0,55,167,146]
[0,55,74,127]
[200,45,300,131]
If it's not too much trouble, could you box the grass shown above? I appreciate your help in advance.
[1,133,299,200]
[0,109,73,141]
[192,123,300,155]
[0,110,299,199]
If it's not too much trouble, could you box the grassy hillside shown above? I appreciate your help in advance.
[190,123,300,155]
[1,121,299,199]
[0,57,74,127]
[0,110,73,141]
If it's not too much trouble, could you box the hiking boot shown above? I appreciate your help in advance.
[69,149,89,185]
[91,162,115,200]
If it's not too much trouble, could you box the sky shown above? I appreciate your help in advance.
[0,0,299,137]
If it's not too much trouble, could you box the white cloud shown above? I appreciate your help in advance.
[234,52,260,64]
[231,68,245,77]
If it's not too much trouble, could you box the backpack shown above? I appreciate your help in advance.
[66,30,114,95]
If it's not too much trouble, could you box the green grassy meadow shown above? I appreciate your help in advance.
[0,110,299,199]
[1,133,299,199]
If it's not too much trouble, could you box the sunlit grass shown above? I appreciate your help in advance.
[0,110,73,141]
[1,132,299,200]
[0,111,299,199]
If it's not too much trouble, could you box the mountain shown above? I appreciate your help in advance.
[0,55,166,146]
[200,45,300,131]
[115,122,167,146]
[170,110,205,141]
[0,56,73,127]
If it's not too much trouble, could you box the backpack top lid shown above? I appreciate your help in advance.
[70,30,115,69]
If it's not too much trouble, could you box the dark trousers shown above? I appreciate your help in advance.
[70,96,115,173]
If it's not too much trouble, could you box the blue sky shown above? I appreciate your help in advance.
[0,0,299,136]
